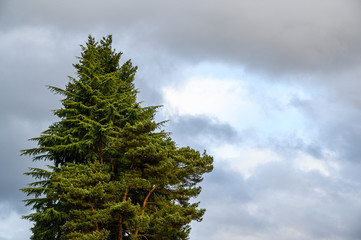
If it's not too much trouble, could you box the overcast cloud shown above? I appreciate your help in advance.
[1,1,361,239]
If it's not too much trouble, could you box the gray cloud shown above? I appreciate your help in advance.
[165,114,242,148]
[0,115,46,213]
[0,29,78,215]
[3,0,361,75]
[290,89,361,163]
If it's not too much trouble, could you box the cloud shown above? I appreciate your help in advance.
[191,149,361,240]
[0,27,77,213]
[162,71,311,139]
[213,146,283,179]
[293,150,339,176]
[0,27,77,121]
[289,87,361,163]
[162,76,252,127]
[3,0,361,75]
[0,115,48,211]
[0,203,32,240]
[165,115,241,149]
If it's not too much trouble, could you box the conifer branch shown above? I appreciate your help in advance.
[89,201,99,231]
[133,185,158,239]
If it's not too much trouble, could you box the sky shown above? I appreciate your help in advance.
[1,0,361,239]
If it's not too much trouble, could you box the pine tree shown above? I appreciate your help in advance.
[22,35,213,240]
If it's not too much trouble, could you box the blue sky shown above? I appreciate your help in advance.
[1,0,361,239]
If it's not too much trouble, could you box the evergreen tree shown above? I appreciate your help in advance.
[22,35,213,240]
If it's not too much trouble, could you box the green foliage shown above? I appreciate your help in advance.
[22,35,213,240]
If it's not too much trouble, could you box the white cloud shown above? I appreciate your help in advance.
[162,76,254,128]
[211,141,339,179]
[293,150,339,177]
[162,73,311,137]
[213,145,283,179]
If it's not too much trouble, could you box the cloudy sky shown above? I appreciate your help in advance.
[2,0,361,239]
